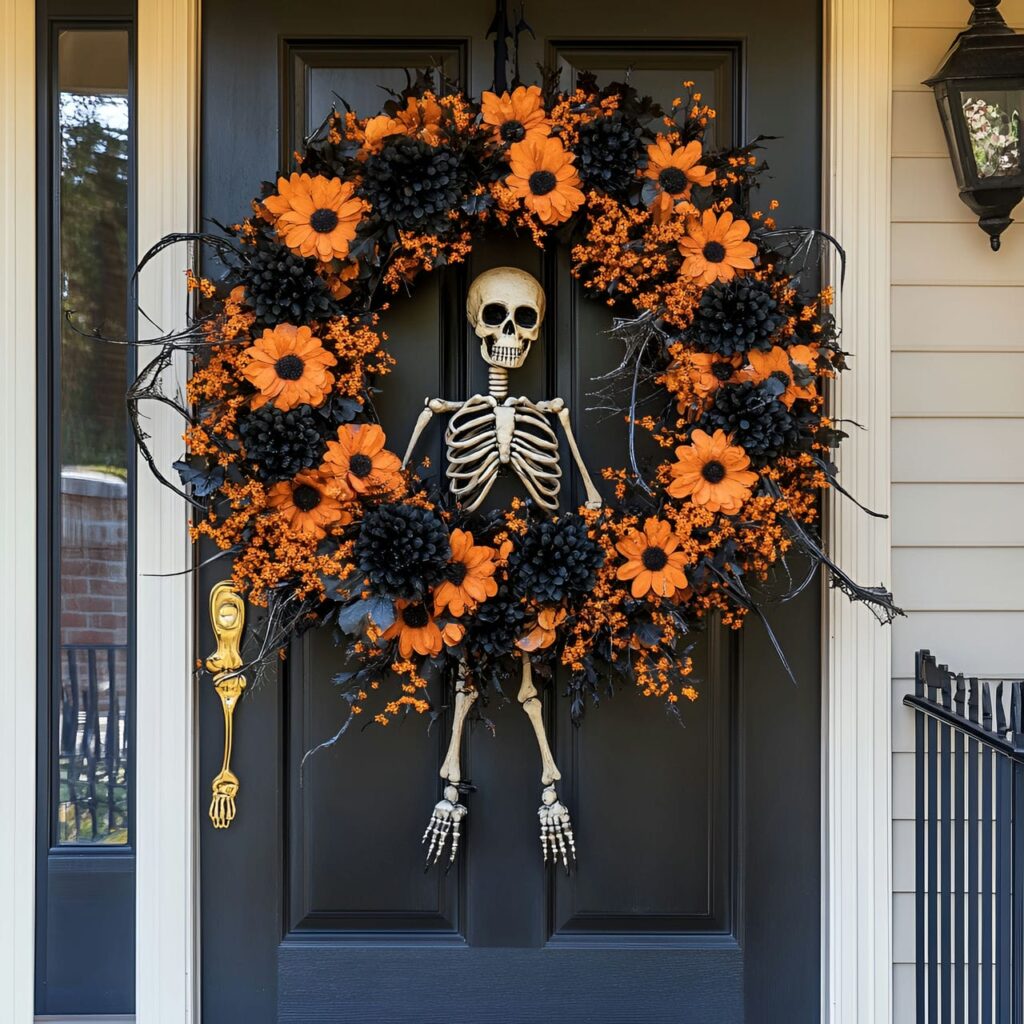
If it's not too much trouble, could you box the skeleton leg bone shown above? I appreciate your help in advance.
[422,671,478,867]
[517,656,576,869]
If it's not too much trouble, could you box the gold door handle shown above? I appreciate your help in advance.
[206,580,246,829]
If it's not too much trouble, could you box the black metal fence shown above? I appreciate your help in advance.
[58,642,129,843]
[905,650,1024,1023]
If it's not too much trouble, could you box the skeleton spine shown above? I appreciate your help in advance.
[488,365,509,401]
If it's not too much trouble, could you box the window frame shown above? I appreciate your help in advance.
[35,0,138,1014]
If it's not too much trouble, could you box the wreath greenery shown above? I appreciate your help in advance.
[135,71,898,730]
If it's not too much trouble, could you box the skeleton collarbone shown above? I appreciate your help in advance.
[444,394,563,509]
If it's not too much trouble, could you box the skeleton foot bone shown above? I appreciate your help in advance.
[539,785,576,870]
[422,674,477,868]
[518,656,576,870]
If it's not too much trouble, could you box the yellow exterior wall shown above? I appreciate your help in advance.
[891,1,1024,1016]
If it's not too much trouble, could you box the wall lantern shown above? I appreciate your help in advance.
[925,0,1024,250]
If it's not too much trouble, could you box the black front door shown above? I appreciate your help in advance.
[198,3,823,1021]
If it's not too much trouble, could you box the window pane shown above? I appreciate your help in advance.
[961,89,1023,178]
[56,29,132,845]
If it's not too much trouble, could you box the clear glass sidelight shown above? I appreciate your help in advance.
[960,88,1023,178]
[55,28,132,845]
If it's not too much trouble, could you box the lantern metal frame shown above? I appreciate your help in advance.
[924,0,1024,251]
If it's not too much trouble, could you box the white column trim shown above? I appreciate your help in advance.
[135,2,200,1022]
[822,2,894,1022]
[0,1,37,1021]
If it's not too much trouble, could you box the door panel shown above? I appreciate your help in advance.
[200,2,822,1020]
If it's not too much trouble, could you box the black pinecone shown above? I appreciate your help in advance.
[509,513,604,606]
[698,382,798,467]
[239,244,338,329]
[574,113,644,198]
[688,278,785,357]
[355,503,451,601]
[237,404,328,482]
[359,136,466,234]
[464,583,526,661]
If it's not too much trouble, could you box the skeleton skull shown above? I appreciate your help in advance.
[466,267,545,370]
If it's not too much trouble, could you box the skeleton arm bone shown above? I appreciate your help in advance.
[401,398,467,469]
[527,398,603,510]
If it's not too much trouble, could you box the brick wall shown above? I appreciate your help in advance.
[60,469,128,646]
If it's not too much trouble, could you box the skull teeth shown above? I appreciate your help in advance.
[490,343,523,367]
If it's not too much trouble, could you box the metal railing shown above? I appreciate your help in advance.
[59,642,129,844]
[905,650,1024,1023]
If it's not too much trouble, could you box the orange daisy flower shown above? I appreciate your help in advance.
[395,95,443,145]
[242,324,337,411]
[506,136,584,225]
[517,607,568,652]
[321,424,403,497]
[615,518,691,600]
[263,173,366,262]
[667,428,758,514]
[433,529,498,617]
[267,470,351,540]
[481,85,551,146]
[383,600,463,658]
[744,346,817,408]
[679,210,758,285]
[359,114,404,156]
[644,137,714,223]
[685,352,745,399]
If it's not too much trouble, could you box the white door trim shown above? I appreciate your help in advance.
[822,1,894,1022]
[134,1,201,1021]
[125,2,897,1020]
[0,0,38,1020]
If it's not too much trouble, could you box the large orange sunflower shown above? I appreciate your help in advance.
[242,324,337,411]
[321,424,403,497]
[433,528,498,617]
[263,173,366,262]
[667,428,758,514]
[383,600,463,658]
[744,346,817,408]
[679,210,758,285]
[482,85,551,146]
[644,137,714,223]
[267,470,351,540]
[615,518,691,600]
[506,136,584,225]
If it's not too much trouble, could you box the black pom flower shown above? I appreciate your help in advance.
[359,137,466,235]
[698,382,799,467]
[574,113,644,198]
[509,513,604,605]
[688,278,785,357]
[237,404,329,482]
[463,583,526,661]
[355,503,451,601]
[239,244,338,329]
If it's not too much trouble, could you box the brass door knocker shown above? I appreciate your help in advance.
[206,580,246,829]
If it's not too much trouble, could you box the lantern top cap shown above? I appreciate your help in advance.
[925,0,1024,87]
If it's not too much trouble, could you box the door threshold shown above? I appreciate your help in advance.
[35,1017,135,1023]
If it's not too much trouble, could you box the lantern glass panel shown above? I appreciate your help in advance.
[958,87,1024,178]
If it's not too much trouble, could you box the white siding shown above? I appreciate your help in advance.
[890,2,1024,1010]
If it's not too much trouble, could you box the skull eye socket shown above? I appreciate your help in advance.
[481,303,508,327]
[513,306,538,329]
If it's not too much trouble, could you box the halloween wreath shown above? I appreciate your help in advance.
[126,72,899,866]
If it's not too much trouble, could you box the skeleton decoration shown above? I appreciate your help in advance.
[404,267,598,869]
